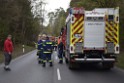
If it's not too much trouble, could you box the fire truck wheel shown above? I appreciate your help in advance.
[102,62,114,70]
[69,61,74,69]
[69,61,80,70]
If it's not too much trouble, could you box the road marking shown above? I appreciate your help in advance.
[57,68,61,80]
[55,51,58,60]
[56,56,58,60]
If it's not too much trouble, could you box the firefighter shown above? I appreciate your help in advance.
[57,36,61,45]
[55,40,58,51]
[43,36,53,67]
[37,34,43,64]
[42,34,46,43]
[51,36,56,51]
[58,38,64,64]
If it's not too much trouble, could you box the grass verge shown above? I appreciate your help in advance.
[0,44,35,63]
[116,52,124,69]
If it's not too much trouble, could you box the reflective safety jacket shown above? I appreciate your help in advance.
[52,41,56,48]
[55,41,58,46]
[43,40,53,54]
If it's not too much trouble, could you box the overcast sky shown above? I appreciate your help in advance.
[45,0,71,12]
[32,0,71,26]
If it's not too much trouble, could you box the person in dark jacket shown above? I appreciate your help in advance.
[37,35,43,64]
[3,35,13,71]
[58,38,64,64]
[42,36,53,67]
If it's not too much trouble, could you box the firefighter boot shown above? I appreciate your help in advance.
[4,66,11,71]
[59,60,63,64]
[42,63,46,67]
[38,61,41,64]
[38,59,43,64]
[50,62,53,67]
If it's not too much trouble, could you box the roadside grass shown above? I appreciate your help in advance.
[0,44,35,63]
[116,52,124,69]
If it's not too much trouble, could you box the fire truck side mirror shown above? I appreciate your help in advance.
[71,15,75,23]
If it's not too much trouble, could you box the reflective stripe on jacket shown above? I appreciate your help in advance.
[37,40,43,51]
[43,40,53,53]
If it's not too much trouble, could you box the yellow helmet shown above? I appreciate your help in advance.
[38,34,41,37]
[42,34,46,37]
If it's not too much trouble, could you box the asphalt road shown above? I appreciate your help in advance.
[0,50,124,83]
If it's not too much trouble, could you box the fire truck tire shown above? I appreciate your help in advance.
[102,62,114,70]
[69,61,80,70]
[69,61,74,69]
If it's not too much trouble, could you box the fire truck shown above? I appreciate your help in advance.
[62,7,119,69]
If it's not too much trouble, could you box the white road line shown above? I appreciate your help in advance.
[57,68,61,80]
[56,56,58,60]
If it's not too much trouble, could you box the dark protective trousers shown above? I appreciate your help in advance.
[58,50,63,62]
[39,51,43,62]
[4,52,12,66]
[43,53,52,63]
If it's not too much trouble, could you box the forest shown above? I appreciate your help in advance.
[0,0,41,50]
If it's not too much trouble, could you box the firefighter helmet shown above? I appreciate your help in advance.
[42,34,46,37]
